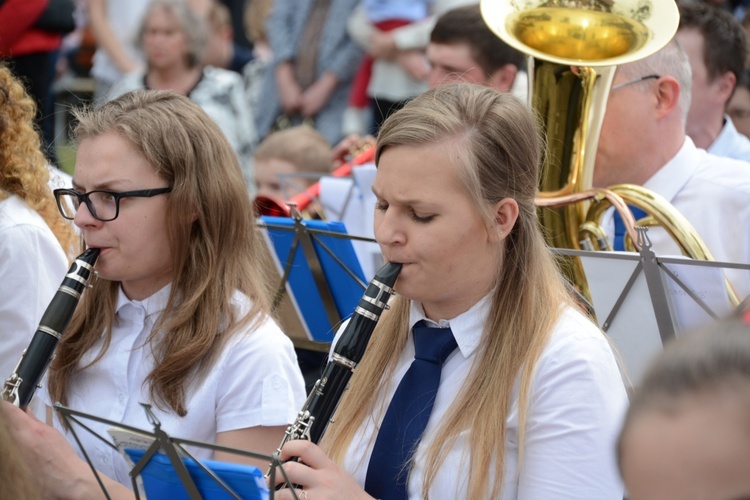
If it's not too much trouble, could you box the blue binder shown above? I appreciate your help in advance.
[124,449,268,500]
[260,216,367,343]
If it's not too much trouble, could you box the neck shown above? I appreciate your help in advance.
[686,115,724,150]
[147,65,202,95]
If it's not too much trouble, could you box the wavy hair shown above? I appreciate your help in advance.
[321,83,572,499]
[0,65,78,258]
[48,90,274,418]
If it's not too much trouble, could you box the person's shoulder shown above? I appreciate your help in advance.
[693,152,750,193]
[0,195,49,232]
[202,65,244,87]
[228,291,294,345]
[542,306,613,360]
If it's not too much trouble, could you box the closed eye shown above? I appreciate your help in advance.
[410,211,435,223]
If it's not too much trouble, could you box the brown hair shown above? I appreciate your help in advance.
[430,4,525,75]
[48,90,274,418]
[679,3,747,90]
[0,64,78,258]
[321,83,572,499]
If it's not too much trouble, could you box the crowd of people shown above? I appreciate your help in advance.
[1,0,750,498]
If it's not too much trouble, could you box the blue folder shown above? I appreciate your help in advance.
[261,216,366,343]
[125,449,268,500]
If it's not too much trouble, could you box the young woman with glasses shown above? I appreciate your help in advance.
[1,89,306,498]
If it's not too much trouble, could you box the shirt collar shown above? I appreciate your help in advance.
[408,294,492,359]
[708,114,737,156]
[115,283,172,318]
[643,136,700,203]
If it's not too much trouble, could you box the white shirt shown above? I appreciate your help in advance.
[338,296,628,499]
[0,194,68,419]
[707,115,750,163]
[45,284,307,485]
[604,137,750,299]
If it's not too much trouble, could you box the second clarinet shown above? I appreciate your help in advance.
[1,247,100,410]
[276,261,402,453]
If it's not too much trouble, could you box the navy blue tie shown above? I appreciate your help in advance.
[364,321,458,500]
[613,206,647,251]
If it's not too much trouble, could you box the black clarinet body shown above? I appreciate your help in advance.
[2,247,99,410]
[276,261,401,455]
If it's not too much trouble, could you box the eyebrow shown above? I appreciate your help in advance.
[72,179,133,191]
[371,186,437,208]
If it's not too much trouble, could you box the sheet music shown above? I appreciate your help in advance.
[581,251,732,385]
[319,164,382,281]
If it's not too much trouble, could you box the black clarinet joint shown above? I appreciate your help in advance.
[1,248,100,409]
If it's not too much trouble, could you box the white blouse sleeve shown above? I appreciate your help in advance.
[213,316,307,432]
[516,312,628,499]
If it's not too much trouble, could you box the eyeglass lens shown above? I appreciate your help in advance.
[58,191,118,221]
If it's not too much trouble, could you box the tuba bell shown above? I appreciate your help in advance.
[479,0,739,306]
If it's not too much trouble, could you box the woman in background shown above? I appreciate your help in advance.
[107,0,257,194]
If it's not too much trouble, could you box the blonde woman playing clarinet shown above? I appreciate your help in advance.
[274,83,627,500]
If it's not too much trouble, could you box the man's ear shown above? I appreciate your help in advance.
[654,76,681,120]
[487,64,519,93]
[490,197,519,242]
[716,71,737,107]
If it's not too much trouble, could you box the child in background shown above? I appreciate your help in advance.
[345,0,431,135]
[253,125,332,205]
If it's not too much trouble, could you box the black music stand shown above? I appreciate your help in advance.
[258,206,373,351]
[54,402,301,500]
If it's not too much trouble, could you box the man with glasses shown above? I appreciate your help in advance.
[594,39,750,299]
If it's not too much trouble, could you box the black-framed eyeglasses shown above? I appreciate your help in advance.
[53,187,172,222]
[611,74,661,91]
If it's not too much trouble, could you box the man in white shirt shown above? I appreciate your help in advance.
[594,39,750,301]
[676,2,750,162]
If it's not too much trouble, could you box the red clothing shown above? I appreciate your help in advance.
[349,18,411,107]
[0,0,62,56]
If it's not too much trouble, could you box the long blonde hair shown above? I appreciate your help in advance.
[322,83,572,498]
[0,64,78,258]
[48,90,274,418]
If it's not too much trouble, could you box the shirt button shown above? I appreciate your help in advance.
[273,379,282,390]
[119,394,127,403]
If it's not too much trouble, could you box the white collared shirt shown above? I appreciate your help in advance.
[0,195,68,420]
[604,137,750,299]
[44,284,307,485]
[707,115,750,163]
[338,297,627,499]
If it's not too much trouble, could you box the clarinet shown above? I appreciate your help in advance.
[2,247,100,410]
[273,261,401,469]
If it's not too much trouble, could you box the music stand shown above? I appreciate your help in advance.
[559,227,749,384]
[259,207,371,351]
[54,402,301,500]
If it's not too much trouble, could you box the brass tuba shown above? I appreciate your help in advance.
[479,0,738,305]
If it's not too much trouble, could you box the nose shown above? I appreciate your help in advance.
[73,200,103,229]
[373,207,406,248]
